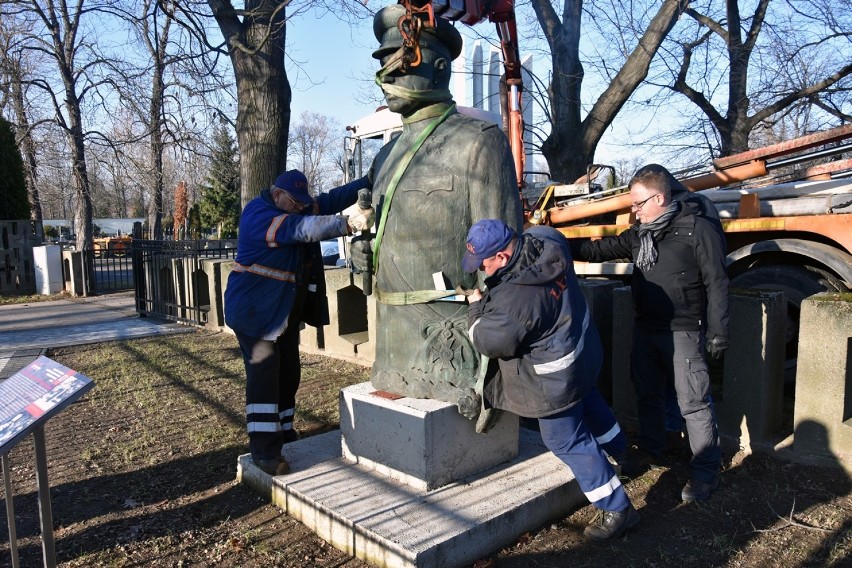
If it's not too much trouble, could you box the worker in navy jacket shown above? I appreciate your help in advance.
[225,169,372,476]
[463,219,639,541]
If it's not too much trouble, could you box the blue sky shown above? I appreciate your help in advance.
[286,10,381,132]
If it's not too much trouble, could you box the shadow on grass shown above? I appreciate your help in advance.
[3,445,266,563]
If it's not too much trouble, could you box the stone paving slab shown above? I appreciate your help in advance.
[0,292,192,377]
[239,428,585,568]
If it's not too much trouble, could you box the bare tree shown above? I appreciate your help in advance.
[660,0,852,157]
[527,0,690,183]
[3,0,127,251]
[0,13,45,241]
[287,110,342,192]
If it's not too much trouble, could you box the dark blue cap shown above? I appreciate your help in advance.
[273,170,311,203]
[462,219,515,273]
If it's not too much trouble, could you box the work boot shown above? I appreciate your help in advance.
[681,476,720,502]
[583,504,640,541]
[253,456,291,476]
[615,448,666,478]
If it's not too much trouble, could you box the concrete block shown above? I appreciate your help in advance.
[793,293,852,465]
[716,291,786,449]
[578,279,620,403]
[219,259,236,335]
[611,286,637,429]
[170,258,187,320]
[0,220,36,294]
[200,259,223,328]
[61,250,85,296]
[340,382,519,491]
[300,266,376,365]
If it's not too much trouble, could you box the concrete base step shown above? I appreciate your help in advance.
[238,428,585,568]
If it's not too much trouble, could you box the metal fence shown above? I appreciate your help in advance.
[132,239,237,325]
[79,249,134,293]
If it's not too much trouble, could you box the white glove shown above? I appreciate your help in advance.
[347,208,375,233]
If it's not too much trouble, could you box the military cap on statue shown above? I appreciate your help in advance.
[372,3,463,61]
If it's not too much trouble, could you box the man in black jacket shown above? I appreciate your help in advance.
[572,166,729,502]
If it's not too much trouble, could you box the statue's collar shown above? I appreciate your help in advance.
[402,101,456,125]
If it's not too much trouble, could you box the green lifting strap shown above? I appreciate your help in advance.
[371,103,457,275]
[374,287,459,305]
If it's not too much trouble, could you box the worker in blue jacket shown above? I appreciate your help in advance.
[463,219,640,541]
[225,169,372,476]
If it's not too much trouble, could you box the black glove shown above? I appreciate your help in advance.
[349,235,374,274]
[706,335,729,360]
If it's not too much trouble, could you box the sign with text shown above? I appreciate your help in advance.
[0,356,94,454]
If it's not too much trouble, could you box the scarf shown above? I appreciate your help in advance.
[635,201,680,271]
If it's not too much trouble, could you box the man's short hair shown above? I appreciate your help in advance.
[628,166,672,201]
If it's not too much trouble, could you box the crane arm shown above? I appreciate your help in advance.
[402,1,526,189]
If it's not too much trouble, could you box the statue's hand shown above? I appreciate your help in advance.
[349,235,374,274]
[456,389,481,421]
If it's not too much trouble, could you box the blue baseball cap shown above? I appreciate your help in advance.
[462,219,516,273]
[273,170,311,203]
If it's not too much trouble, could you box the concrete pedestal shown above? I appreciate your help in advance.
[340,382,519,491]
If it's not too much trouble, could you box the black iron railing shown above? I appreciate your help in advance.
[79,248,134,293]
[132,239,237,325]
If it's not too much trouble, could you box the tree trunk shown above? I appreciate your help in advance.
[10,66,44,243]
[148,61,166,240]
[208,0,291,209]
[60,67,94,252]
[231,23,291,208]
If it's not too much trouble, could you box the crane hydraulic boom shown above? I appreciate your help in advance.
[401,1,525,189]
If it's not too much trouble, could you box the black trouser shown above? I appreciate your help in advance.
[236,323,301,460]
[631,328,720,482]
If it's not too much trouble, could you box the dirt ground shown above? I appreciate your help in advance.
[1,330,850,567]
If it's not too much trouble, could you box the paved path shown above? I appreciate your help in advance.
[0,291,192,379]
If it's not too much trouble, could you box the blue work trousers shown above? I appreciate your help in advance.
[236,323,301,460]
[538,387,631,512]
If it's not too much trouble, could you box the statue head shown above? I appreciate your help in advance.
[372,4,462,116]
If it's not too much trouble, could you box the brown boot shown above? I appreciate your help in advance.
[253,456,291,476]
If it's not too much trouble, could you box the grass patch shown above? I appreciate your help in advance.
[0,290,71,305]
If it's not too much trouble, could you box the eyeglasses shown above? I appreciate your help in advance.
[631,193,660,211]
[284,192,310,212]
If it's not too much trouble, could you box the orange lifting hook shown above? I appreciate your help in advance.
[397,12,423,70]
[397,0,437,71]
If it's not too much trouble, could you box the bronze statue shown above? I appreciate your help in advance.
[352,4,523,423]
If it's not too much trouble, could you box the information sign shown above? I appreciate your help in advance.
[0,356,94,454]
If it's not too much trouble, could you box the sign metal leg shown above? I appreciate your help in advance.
[2,453,20,568]
[33,426,56,568]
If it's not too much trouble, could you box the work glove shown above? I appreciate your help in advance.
[349,235,374,274]
[706,335,729,360]
[346,208,375,234]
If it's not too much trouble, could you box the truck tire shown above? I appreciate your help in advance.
[730,264,845,380]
